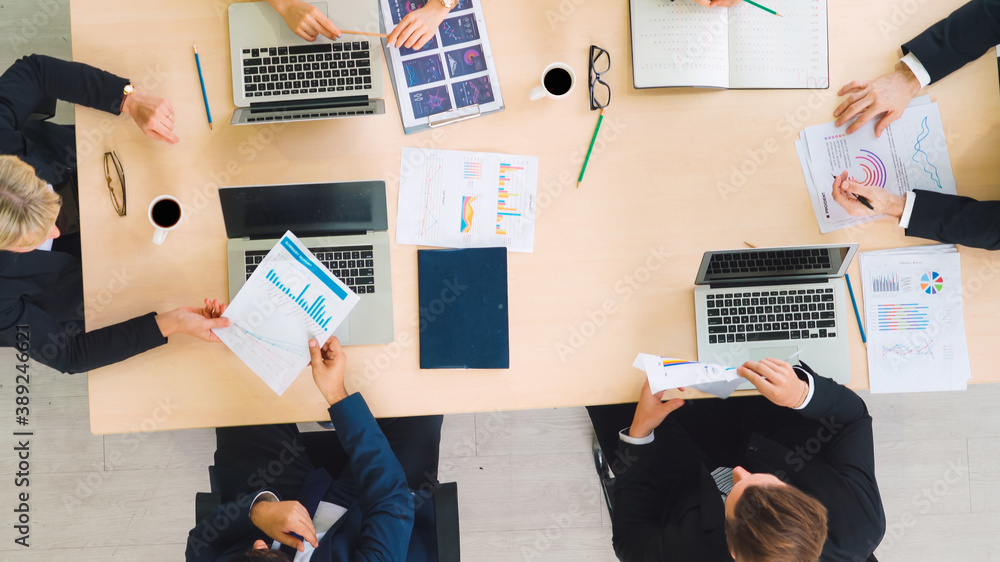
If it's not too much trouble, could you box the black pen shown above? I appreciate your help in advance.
[832,174,875,210]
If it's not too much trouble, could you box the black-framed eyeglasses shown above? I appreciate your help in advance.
[589,45,611,110]
[104,151,126,217]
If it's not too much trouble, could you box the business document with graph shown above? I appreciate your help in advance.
[859,245,970,394]
[395,148,538,252]
[214,231,360,395]
[795,97,958,233]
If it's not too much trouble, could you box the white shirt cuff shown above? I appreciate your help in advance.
[900,53,932,88]
[898,191,917,229]
[619,427,655,445]
[793,371,816,410]
[251,490,279,509]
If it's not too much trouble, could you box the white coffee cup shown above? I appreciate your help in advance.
[148,195,184,245]
[529,62,576,101]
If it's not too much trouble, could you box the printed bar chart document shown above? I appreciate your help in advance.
[633,354,745,398]
[396,148,538,252]
[795,98,958,233]
[859,245,971,394]
[629,0,828,89]
[214,231,360,395]
[380,0,504,133]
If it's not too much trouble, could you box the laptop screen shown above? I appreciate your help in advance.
[219,181,388,240]
[694,244,858,285]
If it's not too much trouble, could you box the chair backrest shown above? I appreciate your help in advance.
[433,482,460,562]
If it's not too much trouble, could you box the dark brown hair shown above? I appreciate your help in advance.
[725,484,828,562]
[227,549,292,562]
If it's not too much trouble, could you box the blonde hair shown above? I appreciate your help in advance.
[0,155,61,250]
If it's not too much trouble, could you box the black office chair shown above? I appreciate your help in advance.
[195,468,461,562]
[592,438,616,519]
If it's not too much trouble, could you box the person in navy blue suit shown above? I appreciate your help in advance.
[185,336,443,561]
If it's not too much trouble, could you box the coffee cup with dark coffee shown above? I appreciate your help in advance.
[148,195,184,245]
[530,63,576,101]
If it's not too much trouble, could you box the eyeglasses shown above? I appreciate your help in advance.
[104,151,126,217]
[589,45,611,110]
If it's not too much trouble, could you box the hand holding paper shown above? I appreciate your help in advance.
[633,354,745,399]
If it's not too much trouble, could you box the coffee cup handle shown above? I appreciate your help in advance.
[152,227,168,245]
[529,85,547,101]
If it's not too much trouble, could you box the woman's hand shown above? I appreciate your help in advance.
[387,2,452,50]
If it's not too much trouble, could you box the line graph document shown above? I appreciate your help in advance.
[214,231,360,395]
[396,148,538,252]
[859,245,970,393]
[796,98,958,233]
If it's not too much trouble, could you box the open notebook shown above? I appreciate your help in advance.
[629,0,828,89]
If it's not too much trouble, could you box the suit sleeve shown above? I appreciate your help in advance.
[904,190,1000,250]
[612,424,722,562]
[0,298,166,373]
[796,371,885,541]
[328,393,415,562]
[901,0,1000,83]
[185,494,260,562]
[0,54,129,157]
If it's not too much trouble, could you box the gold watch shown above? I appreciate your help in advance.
[120,83,134,112]
[439,0,456,8]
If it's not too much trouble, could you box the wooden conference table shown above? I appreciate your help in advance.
[72,0,1000,434]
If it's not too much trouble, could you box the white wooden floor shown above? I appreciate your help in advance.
[2,1,1000,560]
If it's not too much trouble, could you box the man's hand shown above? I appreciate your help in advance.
[628,380,685,439]
[834,64,922,137]
[830,170,906,219]
[250,500,318,552]
[737,358,808,408]
[269,0,341,41]
[387,2,452,50]
[692,0,741,6]
[155,299,230,342]
[309,336,349,406]
[121,90,179,144]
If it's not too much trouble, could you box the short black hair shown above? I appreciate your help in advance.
[227,548,292,562]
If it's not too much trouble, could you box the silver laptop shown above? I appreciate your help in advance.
[228,0,385,125]
[694,244,859,386]
[220,181,393,346]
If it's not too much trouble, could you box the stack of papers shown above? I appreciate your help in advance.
[859,244,971,393]
[795,97,958,233]
[633,354,746,399]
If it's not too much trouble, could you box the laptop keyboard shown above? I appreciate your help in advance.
[245,245,377,294]
[241,42,374,98]
[707,248,832,275]
[706,287,836,344]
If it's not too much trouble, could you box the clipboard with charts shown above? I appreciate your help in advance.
[379,0,505,134]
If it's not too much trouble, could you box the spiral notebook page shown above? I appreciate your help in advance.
[630,0,729,88]
[728,0,828,88]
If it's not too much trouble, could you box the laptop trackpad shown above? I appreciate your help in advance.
[749,346,798,363]
[279,2,330,40]
[332,315,351,346]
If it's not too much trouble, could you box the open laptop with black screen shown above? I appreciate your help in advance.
[694,244,859,387]
[219,181,393,346]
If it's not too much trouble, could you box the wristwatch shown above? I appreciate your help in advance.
[119,83,134,112]
[438,0,456,8]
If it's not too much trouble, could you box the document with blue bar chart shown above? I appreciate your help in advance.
[214,231,360,395]
[859,245,970,394]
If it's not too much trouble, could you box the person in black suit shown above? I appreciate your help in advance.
[828,0,1000,250]
[186,336,444,561]
[589,358,885,562]
[0,55,226,372]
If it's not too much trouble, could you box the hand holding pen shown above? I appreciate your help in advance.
[830,171,907,219]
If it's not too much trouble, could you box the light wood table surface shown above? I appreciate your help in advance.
[71,0,1000,434]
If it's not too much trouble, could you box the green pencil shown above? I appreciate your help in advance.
[578,108,606,187]
[743,0,782,16]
